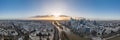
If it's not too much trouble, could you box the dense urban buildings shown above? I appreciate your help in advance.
[0,20,56,40]
[60,18,120,40]
[0,17,120,40]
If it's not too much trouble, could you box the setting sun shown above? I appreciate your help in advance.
[51,13,61,20]
[52,13,61,17]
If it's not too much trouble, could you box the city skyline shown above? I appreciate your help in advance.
[0,0,120,20]
[0,0,120,40]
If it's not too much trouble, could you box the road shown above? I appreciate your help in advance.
[53,24,59,40]
[52,21,91,40]
[52,21,70,40]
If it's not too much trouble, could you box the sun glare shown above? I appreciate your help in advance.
[52,13,61,20]
[53,13,60,17]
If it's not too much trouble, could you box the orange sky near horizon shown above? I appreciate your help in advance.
[28,16,70,20]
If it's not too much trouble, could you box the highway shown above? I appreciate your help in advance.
[52,21,70,40]
[52,21,90,40]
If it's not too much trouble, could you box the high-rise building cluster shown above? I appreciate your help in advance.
[61,18,120,40]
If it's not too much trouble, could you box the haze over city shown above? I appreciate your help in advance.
[0,0,120,20]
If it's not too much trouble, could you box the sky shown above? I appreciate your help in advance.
[0,0,120,20]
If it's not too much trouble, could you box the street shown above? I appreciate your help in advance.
[52,21,70,40]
